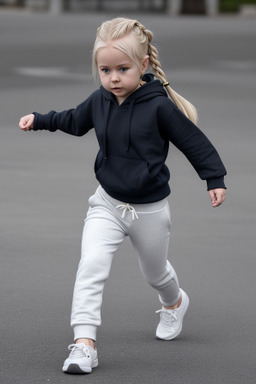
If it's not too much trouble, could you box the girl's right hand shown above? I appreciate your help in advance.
[19,114,35,131]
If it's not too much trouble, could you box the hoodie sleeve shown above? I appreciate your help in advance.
[33,93,95,136]
[159,101,227,190]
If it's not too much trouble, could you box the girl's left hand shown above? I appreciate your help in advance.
[208,188,226,208]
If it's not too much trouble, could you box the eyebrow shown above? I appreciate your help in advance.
[98,62,131,67]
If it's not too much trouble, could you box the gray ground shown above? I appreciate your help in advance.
[0,9,256,384]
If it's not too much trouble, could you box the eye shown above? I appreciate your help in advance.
[120,67,128,73]
[101,68,110,74]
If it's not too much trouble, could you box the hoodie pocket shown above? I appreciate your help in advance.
[95,155,156,198]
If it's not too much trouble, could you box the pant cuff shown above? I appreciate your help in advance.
[73,324,97,342]
[158,289,181,307]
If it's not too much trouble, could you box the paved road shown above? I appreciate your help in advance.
[1,10,256,384]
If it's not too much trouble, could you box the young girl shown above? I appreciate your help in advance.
[19,17,226,374]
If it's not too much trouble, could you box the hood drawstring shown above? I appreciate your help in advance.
[103,99,111,159]
[126,99,135,152]
[100,77,167,157]
[103,98,135,157]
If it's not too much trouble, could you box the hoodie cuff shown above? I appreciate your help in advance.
[207,176,226,191]
[32,111,57,131]
[32,112,42,131]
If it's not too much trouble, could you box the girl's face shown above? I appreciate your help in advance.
[97,42,148,105]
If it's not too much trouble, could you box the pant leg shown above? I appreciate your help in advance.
[129,200,180,307]
[71,191,126,341]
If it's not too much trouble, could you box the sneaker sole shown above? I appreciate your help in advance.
[63,363,92,374]
[63,360,98,374]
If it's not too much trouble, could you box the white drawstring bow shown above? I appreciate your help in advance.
[116,203,139,220]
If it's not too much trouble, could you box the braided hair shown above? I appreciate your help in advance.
[92,17,198,124]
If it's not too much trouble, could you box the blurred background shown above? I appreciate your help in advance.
[0,0,256,15]
[0,1,256,384]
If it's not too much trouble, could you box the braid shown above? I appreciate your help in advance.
[133,21,198,124]
[148,40,198,123]
[148,44,166,83]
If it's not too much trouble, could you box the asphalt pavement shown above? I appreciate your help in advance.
[0,9,256,384]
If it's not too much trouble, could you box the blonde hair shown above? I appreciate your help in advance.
[92,17,198,124]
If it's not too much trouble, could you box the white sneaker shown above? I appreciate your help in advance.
[156,289,189,340]
[62,343,98,374]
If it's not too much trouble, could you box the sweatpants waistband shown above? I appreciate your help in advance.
[96,185,168,214]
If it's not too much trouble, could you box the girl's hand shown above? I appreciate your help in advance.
[208,188,226,208]
[19,114,35,131]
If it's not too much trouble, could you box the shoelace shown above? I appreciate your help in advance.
[156,308,178,323]
[67,344,91,359]
[116,203,139,220]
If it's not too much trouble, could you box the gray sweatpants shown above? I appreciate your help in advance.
[71,185,180,341]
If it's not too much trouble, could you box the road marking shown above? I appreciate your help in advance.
[212,60,256,70]
[14,67,92,81]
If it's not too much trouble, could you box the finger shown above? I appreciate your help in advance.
[19,117,29,129]
[214,194,222,207]
[219,190,226,205]
[209,189,226,208]
[209,190,217,206]
[213,191,225,207]
[19,117,32,130]
[210,192,221,207]
[19,118,26,129]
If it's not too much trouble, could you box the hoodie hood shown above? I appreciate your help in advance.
[99,74,168,155]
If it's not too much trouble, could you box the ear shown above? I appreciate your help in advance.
[140,55,149,75]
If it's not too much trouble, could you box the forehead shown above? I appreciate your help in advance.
[97,45,133,66]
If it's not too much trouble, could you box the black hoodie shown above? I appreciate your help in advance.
[33,74,226,203]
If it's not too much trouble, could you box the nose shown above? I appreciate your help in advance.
[111,71,120,83]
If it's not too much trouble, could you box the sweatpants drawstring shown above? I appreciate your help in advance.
[116,203,139,220]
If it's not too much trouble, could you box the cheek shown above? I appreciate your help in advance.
[98,73,107,85]
[132,68,143,80]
